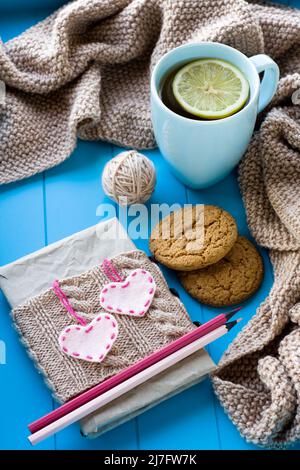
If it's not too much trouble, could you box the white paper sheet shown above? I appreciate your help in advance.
[0,218,135,307]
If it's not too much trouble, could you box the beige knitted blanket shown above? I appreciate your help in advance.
[0,0,299,183]
[212,107,300,449]
[1,0,300,449]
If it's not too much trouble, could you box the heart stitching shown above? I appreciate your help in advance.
[100,268,156,317]
[58,313,118,363]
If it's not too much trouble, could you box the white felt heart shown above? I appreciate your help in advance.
[100,269,156,317]
[58,313,118,363]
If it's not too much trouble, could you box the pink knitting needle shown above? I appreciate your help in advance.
[28,306,241,434]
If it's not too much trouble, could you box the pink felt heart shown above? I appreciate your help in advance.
[100,269,156,317]
[58,313,118,363]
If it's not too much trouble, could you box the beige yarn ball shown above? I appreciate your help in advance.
[102,150,156,206]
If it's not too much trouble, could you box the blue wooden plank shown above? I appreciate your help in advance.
[0,8,60,452]
[43,140,139,449]
[0,1,66,14]
[0,9,65,449]
[131,148,220,450]
[0,176,55,450]
[0,11,51,42]
[137,379,219,450]
[185,169,276,450]
[44,141,114,242]
[0,177,45,263]
[0,0,298,452]
[289,0,300,6]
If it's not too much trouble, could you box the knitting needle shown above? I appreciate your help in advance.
[29,307,241,433]
[28,319,240,445]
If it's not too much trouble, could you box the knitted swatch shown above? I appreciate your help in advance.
[0,0,300,183]
[12,251,195,403]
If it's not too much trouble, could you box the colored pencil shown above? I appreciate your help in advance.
[28,321,239,445]
[29,307,240,434]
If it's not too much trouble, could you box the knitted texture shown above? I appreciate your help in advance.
[12,251,195,403]
[212,105,300,447]
[1,0,299,184]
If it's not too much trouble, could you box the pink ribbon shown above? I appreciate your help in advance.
[102,258,124,283]
[52,280,87,326]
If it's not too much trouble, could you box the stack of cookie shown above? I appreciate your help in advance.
[149,205,263,307]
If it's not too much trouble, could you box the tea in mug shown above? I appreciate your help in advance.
[160,58,249,120]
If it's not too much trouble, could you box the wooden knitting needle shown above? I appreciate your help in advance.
[28,319,240,445]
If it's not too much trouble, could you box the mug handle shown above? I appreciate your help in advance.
[249,54,279,113]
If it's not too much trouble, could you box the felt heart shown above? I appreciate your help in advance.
[58,313,118,363]
[100,269,156,317]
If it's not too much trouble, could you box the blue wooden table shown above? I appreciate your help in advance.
[0,0,299,451]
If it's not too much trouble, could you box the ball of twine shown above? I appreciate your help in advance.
[102,150,156,206]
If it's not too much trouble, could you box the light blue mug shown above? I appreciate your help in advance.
[151,42,279,189]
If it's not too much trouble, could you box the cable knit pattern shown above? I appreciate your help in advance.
[12,250,195,403]
[212,105,300,446]
[1,0,299,183]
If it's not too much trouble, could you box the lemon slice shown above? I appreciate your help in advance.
[172,59,249,119]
